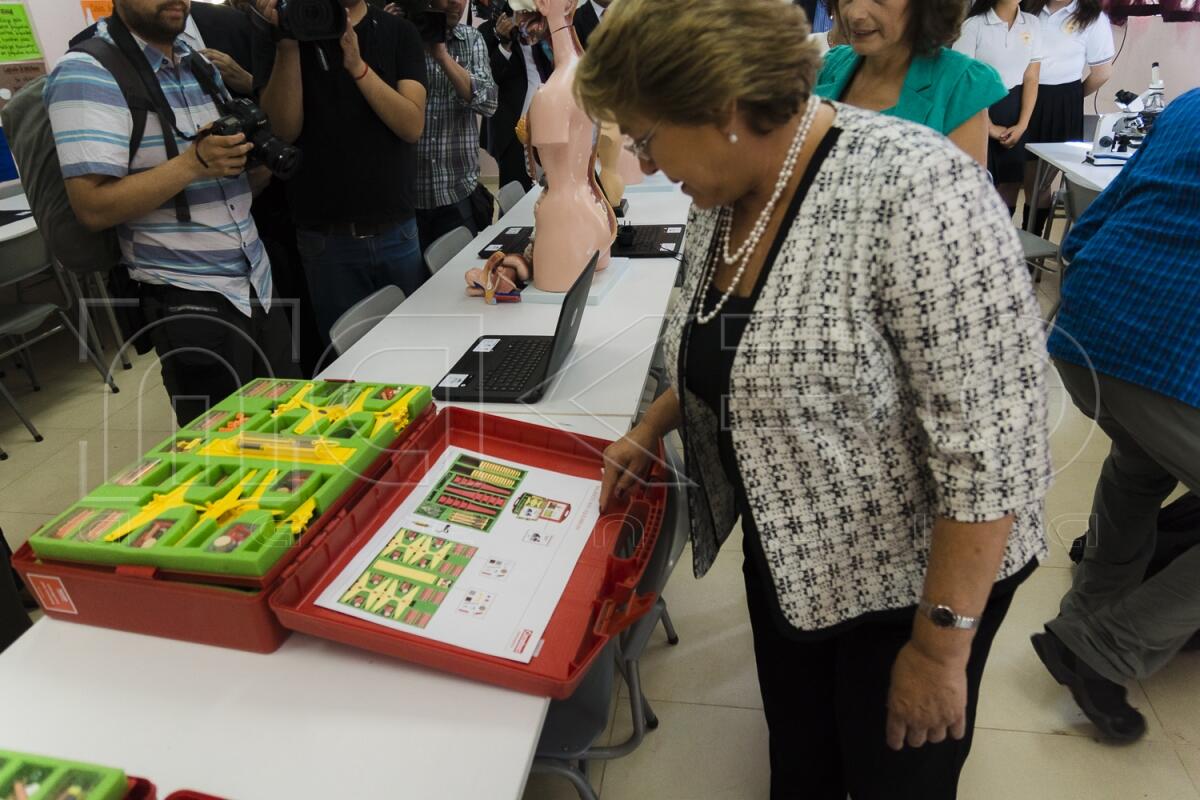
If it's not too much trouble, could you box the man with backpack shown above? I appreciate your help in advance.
[43,0,298,426]
[1031,89,1200,743]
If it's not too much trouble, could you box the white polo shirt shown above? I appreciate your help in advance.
[1037,2,1115,85]
[954,10,1044,90]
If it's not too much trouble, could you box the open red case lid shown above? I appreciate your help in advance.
[269,407,666,699]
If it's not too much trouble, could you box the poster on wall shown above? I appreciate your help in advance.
[80,0,113,24]
[0,59,45,110]
[0,3,41,62]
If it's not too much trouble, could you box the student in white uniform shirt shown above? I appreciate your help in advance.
[955,0,1043,216]
[1021,0,1114,233]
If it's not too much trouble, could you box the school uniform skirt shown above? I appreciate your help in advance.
[988,86,1027,185]
[1026,80,1085,156]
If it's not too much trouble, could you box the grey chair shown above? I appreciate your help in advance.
[1044,175,1103,324]
[531,441,690,800]
[423,226,474,276]
[498,181,527,216]
[328,284,406,357]
[0,231,118,443]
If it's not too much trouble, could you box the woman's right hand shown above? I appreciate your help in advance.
[599,423,661,512]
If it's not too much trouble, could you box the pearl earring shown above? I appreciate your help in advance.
[729,132,739,144]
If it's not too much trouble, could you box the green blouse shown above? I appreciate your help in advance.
[814,46,1007,135]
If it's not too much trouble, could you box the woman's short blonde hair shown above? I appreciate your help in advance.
[575,0,821,135]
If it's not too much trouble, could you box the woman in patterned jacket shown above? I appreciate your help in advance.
[583,0,1052,797]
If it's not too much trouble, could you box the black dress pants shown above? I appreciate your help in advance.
[141,285,300,428]
[743,548,1019,800]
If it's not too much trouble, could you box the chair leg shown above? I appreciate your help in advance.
[0,443,7,460]
[626,660,659,731]
[660,601,680,646]
[66,271,107,363]
[91,272,132,370]
[0,379,43,442]
[530,760,600,800]
[57,310,119,394]
[16,336,40,392]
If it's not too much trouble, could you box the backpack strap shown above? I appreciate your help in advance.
[70,21,194,223]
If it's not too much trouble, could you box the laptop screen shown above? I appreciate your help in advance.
[545,251,599,375]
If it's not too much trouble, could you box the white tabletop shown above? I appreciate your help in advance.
[0,620,547,799]
[1025,142,1123,193]
[0,192,36,244]
[320,183,688,426]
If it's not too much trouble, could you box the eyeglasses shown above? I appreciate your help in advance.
[623,121,662,161]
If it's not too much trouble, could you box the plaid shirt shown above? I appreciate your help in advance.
[1048,89,1200,407]
[416,25,498,209]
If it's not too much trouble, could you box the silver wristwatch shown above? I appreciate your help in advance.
[917,600,980,631]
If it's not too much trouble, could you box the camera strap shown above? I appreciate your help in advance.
[104,13,193,223]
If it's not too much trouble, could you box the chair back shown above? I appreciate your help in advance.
[328,285,406,356]
[0,230,53,288]
[423,226,474,276]
[498,181,527,216]
[1063,176,1102,225]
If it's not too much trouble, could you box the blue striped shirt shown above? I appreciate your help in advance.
[1047,88,1200,407]
[45,20,271,316]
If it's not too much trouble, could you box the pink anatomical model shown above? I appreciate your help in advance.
[506,0,616,292]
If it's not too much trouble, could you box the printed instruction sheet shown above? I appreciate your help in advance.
[316,447,601,663]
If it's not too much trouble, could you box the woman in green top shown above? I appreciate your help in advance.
[814,0,1007,165]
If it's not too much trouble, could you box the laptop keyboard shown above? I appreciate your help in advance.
[481,339,553,393]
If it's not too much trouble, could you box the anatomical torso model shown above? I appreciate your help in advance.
[502,0,616,292]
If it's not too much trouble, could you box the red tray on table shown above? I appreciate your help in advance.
[270,406,667,699]
[11,408,438,653]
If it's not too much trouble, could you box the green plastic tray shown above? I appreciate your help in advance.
[0,750,126,800]
[28,379,432,579]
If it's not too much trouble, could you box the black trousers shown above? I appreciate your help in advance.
[416,196,479,258]
[495,141,534,193]
[141,284,300,428]
[743,552,1017,800]
[0,534,31,655]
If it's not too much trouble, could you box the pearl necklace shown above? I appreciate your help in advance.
[696,96,820,325]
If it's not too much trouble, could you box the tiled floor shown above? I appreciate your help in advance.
[2,273,1197,799]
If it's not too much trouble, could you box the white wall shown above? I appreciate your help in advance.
[25,0,88,67]
[1095,18,1200,112]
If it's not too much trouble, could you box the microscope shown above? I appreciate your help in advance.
[1087,62,1166,165]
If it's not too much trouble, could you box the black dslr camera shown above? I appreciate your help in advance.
[211,99,303,180]
[387,0,449,44]
[275,0,347,41]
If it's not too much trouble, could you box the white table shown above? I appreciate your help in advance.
[1023,142,1124,238]
[0,179,690,799]
[0,192,36,244]
[321,183,689,428]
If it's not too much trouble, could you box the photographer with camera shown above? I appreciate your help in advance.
[479,1,548,192]
[45,0,299,427]
[253,0,428,347]
[392,0,497,253]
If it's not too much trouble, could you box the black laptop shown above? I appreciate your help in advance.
[434,252,598,404]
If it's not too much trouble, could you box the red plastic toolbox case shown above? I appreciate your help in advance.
[11,407,438,653]
[270,406,667,699]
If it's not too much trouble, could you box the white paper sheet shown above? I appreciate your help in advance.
[315,447,602,663]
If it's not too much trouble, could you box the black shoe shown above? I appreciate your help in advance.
[1032,629,1147,742]
[1183,631,1200,652]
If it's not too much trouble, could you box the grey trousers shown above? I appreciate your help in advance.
[1047,360,1200,683]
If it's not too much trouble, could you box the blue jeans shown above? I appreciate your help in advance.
[296,218,425,344]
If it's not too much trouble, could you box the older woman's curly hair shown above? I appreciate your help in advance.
[832,0,967,56]
[575,0,821,136]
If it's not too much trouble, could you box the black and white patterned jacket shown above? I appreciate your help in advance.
[663,104,1052,632]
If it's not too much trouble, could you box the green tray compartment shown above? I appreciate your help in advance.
[0,751,125,800]
[27,381,431,579]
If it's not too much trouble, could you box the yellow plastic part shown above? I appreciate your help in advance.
[102,478,199,543]
[198,434,357,465]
